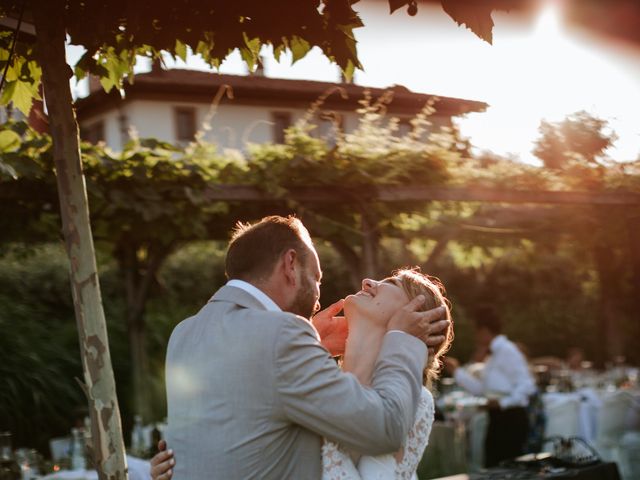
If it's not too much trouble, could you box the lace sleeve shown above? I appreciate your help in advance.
[395,388,435,480]
[322,439,362,480]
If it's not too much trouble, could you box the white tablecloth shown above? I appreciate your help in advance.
[543,388,602,443]
[543,388,640,444]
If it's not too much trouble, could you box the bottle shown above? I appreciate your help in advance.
[149,423,162,457]
[82,417,94,469]
[70,428,86,471]
[0,432,21,480]
[131,415,145,457]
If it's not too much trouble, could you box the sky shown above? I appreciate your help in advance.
[69,0,640,163]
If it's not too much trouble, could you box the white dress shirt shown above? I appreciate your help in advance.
[226,279,282,312]
[454,334,535,409]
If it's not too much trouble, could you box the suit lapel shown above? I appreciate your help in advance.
[208,285,268,311]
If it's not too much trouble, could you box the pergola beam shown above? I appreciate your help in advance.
[202,185,640,206]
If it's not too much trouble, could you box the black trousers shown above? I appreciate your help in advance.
[485,406,529,468]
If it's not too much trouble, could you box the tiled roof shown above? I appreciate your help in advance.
[75,68,487,118]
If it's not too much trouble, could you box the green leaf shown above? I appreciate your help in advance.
[273,43,285,62]
[341,59,356,82]
[27,61,42,83]
[174,40,188,62]
[0,130,21,153]
[99,75,117,93]
[440,0,495,44]
[1,80,35,115]
[290,36,311,64]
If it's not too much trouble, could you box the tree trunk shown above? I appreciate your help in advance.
[120,242,172,422]
[626,210,640,324]
[122,245,150,424]
[33,2,127,478]
[592,245,624,365]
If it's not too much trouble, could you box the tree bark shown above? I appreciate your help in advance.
[33,2,127,478]
[119,242,172,422]
[626,210,640,323]
[592,244,624,365]
[121,244,150,424]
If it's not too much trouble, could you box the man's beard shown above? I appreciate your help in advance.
[289,273,317,319]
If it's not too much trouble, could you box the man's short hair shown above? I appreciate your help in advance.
[225,215,313,281]
[473,305,502,335]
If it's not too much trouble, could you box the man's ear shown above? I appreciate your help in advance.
[282,249,298,286]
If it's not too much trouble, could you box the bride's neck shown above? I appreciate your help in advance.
[342,315,386,385]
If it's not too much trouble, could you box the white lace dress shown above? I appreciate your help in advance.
[321,387,435,480]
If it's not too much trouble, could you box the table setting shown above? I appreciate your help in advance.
[429,361,640,479]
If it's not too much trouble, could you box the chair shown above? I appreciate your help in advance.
[617,431,640,480]
[593,390,633,462]
[468,410,488,471]
[48,436,71,462]
[542,395,580,451]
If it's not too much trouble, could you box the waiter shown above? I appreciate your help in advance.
[444,306,536,467]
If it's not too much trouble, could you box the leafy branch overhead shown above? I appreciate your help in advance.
[0,0,516,115]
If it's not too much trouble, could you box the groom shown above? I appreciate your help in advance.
[163,215,449,479]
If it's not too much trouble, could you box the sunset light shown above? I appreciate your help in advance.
[437,1,640,162]
[3,2,640,478]
[152,0,639,163]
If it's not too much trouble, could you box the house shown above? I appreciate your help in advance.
[74,66,487,151]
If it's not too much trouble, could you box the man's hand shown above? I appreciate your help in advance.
[150,440,174,480]
[387,296,449,349]
[312,299,348,356]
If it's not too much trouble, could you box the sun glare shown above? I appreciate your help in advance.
[68,0,640,163]
[534,3,561,39]
[457,1,640,162]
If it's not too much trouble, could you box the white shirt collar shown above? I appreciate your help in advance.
[226,279,282,312]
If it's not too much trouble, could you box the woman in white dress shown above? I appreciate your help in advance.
[151,268,453,480]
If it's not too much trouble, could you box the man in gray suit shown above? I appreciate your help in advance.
[164,215,448,479]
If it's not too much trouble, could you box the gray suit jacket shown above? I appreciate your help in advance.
[165,285,427,479]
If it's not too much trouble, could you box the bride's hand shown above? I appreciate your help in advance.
[312,299,348,356]
[150,440,175,480]
[387,297,449,348]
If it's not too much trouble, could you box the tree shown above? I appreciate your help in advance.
[532,112,638,363]
[533,111,617,171]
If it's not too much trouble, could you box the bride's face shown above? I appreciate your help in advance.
[344,277,410,327]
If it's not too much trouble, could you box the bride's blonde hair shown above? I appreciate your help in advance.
[394,268,453,388]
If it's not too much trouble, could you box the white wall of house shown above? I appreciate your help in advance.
[79,98,451,152]
[0,106,25,123]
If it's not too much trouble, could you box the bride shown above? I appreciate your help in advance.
[151,268,453,480]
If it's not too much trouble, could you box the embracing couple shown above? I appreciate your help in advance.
[151,215,453,479]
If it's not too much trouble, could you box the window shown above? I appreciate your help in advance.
[174,107,197,142]
[396,119,412,138]
[81,121,105,144]
[313,111,343,146]
[271,111,292,144]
